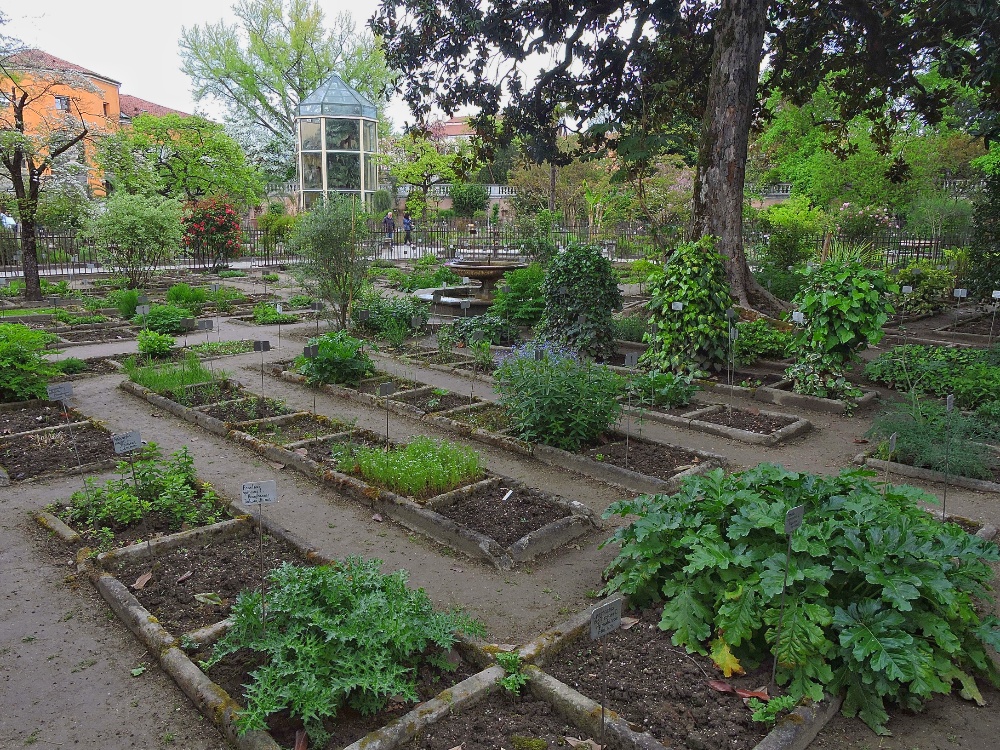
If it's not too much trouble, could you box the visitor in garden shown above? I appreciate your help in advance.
[382,211,395,245]
[402,212,413,245]
[0,210,15,231]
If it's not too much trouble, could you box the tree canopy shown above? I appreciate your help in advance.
[181,0,394,175]
[97,113,265,206]
[373,0,1000,310]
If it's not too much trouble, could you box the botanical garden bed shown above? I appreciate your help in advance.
[629,402,811,446]
[0,419,117,482]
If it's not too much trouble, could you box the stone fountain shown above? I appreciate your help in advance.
[444,258,527,302]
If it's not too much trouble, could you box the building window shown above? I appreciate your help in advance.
[103,102,109,117]
[54,95,70,111]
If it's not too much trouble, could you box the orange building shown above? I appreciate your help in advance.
[1,50,188,195]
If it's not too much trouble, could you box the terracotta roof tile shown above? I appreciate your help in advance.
[119,94,191,119]
[9,49,120,84]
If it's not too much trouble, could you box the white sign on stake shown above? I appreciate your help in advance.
[276,303,283,314]
[112,430,142,454]
[46,382,74,401]
[792,311,805,324]
[901,285,913,294]
[946,394,955,412]
[993,291,1000,299]
[954,288,968,298]
[241,480,277,505]
[670,301,683,311]
[590,597,624,641]
[136,304,151,316]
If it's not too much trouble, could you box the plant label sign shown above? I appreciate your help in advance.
[624,352,639,368]
[726,308,737,321]
[460,300,471,310]
[357,309,370,321]
[183,318,197,331]
[953,288,968,298]
[303,344,319,358]
[534,348,544,361]
[276,303,283,314]
[946,394,955,412]
[730,327,739,341]
[112,430,142,454]
[993,290,1000,299]
[578,313,587,325]
[411,314,423,328]
[501,489,514,502]
[671,301,683,311]
[378,382,396,397]
[470,330,485,343]
[46,382,74,402]
[462,276,470,285]
[432,292,443,303]
[137,295,149,304]
[211,283,220,292]
[889,432,897,454]
[136,304,151,316]
[590,597,624,641]
[241,480,277,505]
[197,319,214,331]
[310,302,324,312]
[253,340,271,352]
[792,311,805,324]
[784,505,805,535]
[902,285,913,294]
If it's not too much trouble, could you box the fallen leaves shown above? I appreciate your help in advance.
[193,592,224,606]
[564,737,602,749]
[620,616,640,630]
[176,570,193,583]
[132,571,152,590]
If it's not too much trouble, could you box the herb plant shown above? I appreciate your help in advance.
[643,237,733,374]
[396,265,461,292]
[187,339,254,357]
[204,558,484,744]
[295,330,375,386]
[124,352,218,392]
[733,320,792,367]
[612,314,649,343]
[132,304,191,335]
[251,301,298,324]
[165,283,208,312]
[217,269,246,278]
[446,312,519,346]
[339,436,485,499]
[491,263,546,326]
[864,344,1000,409]
[539,243,622,360]
[0,323,59,402]
[602,464,1000,734]
[107,288,141,318]
[496,652,528,695]
[206,285,244,312]
[626,370,699,409]
[748,695,798,725]
[494,343,624,451]
[63,444,224,531]
[889,261,954,316]
[137,329,175,358]
[54,357,87,375]
[351,290,429,339]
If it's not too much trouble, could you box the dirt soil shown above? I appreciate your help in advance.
[583,438,704,480]
[435,482,570,548]
[201,396,291,423]
[164,379,246,407]
[945,313,1000,336]
[395,389,478,413]
[0,422,116,480]
[59,329,137,343]
[402,691,601,750]
[243,413,352,444]
[357,373,423,394]
[696,407,797,434]
[112,527,311,634]
[0,403,86,435]
[449,402,514,433]
[50,356,122,380]
[545,604,769,750]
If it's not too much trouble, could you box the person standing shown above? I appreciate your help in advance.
[0,210,15,231]
[402,212,413,245]
[382,211,395,245]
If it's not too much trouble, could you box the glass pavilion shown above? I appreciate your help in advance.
[296,74,378,209]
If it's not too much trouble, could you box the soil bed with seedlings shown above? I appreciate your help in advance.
[58,328,137,343]
[200,396,291,423]
[357,372,423,394]
[111,526,310,634]
[395,388,478,413]
[696,406,797,434]
[1,422,115,480]
[163,379,246,407]
[434,482,571,548]
[0,402,84,435]
[50,356,122,380]
[543,604,770,750]
[244,413,354,445]
[203,645,476,750]
[400,691,600,750]
[941,314,999,336]
[301,433,383,465]
[409,350,475,367]
[447,402,514,433]
[583,439,705,482]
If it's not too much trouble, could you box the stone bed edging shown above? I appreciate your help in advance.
[0,418,118,486]
[698,378,877,415]
[862,455,1000,495]
[628,403,813,446]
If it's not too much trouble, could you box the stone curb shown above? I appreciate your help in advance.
[47,333,138,350]
[119,380,230,436]
[96,518,250,566]
[863,456,1000,494]
[34,510,80,542]
[698,378,877,415]
[0,398,61,413]
[752,694,845,750]
[681,405,811,446]
[339,666,505,750]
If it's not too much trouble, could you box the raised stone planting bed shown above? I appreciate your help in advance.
[698,376,877,415]
[860,454,1000,495]
[48,327,138,348]
[932,312,1000,346]
[631,402,812,446]
[0,418,117,484]
[49,356,123,380]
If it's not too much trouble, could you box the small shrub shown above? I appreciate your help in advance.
[397,265,461,292]
[133,304,190,335]
[752,265,807,302]
[0,323,59,402]
[217,269,246,278]
[490,263,545,326]
[251,302,297,325]
[889,261,954,316]
[261,273,280,283]
[286,294,314,308]
[124,352,218,392]
[494,343,624,451]
[107,288,141,319]
[733,320,792,367]
[446,312,519,346]
[612,314,649,343]
[626,370,699,409]
[643,237,733,374]
[975,400,1000,437]
[295,331,375,386]
[183,197,242,270]
[54,357,87,375]
[137,329,175,358]
[352,290,429,339]
[203,558,484,744]
[166,283,208,312]
[206,285,244,312]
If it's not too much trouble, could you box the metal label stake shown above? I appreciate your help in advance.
[882,432,897,497]
[943,394,954,520]
[953,288,967,329]
[726,309,738,421]
[469,330,485,404]
[771,504,805,689]
[378,382,396,450]
[111,429,143,494]
[311,301,324,336]
[276,303,284,349]
[624,351,639,469]
[47,382,91,516]
[303,344,320,434]
[254,340,271,391]
[590,597,623,750]
[241,479,278,636]
[989,291,1000,345]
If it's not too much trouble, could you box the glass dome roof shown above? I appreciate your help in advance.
[297,74,377,119]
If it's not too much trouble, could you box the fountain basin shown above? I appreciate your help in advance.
[445,260,527,301]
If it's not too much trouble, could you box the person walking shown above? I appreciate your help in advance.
[402,212,413,245]
[382,211,395,245]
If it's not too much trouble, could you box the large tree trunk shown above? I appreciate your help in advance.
[690,0,781,313]
[15,173,43,302]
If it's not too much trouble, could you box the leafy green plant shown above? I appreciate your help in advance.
[54,357,87,375]
[295,331,375,386]
[397,265,461,292]
[261,273,280,283]
[286,294,314,308]
[612,314,649,343]
[186,339,254,357]
[626,370,699,408]
[733,320,793,367]
[539,243,622,360]
[132,304,191,335]
[784,262,894,401]
[447,312,519,346]
[752,265,808,303]
[206,285,245,312]
[469,339,494,370]
[203,558,484,744]
[52,310,109,325]
[868,398,997,480]
[107,288,141,319]
[864,344,1000,409]
[381,317,411,348]
[63,444,224,531]
[217,269,246,278]
[251,301,297,325]
[0,323,59,402]
[889,261,954,316]
[165,283,208,312]
[494,343,624,451]
[966,172,1000,299]
[496,652,528,695]
[137,329,175,359]
[124,352,219,392]
[340,437,485,499]
[747,695,798,725]
[351,290,430,339]
[974,400,1000,438]
[643,237,733,374]
[491,263,545,326]
[602,464,1000,734]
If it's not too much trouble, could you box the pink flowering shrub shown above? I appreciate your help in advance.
[183,197,243,269]
[832,202,895,238]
